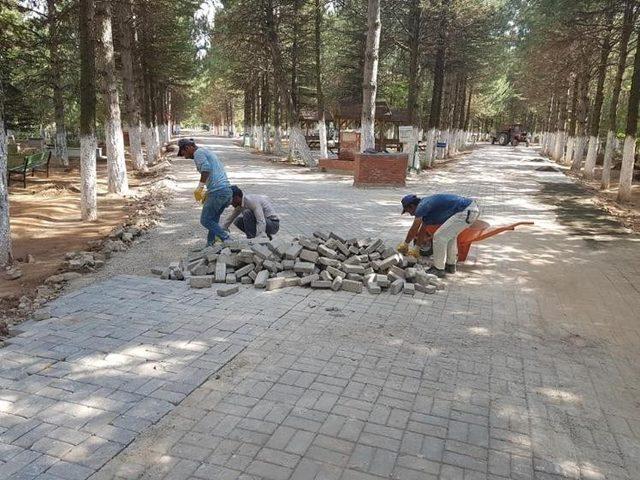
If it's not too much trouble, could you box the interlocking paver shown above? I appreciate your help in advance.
[2,141,640,479]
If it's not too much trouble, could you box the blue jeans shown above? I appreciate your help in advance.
[201,187,232,245]
[233,210,280,239]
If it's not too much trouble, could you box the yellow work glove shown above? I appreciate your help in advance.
[396,242,409,254]
[194,183,206,203]
[408,246,421,258]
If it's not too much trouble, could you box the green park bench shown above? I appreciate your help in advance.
[8,150,52,188]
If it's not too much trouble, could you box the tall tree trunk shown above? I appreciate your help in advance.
[0,81,12,266]
[360,0,381,152]
[95,0,128,194]
[565,74,579,164]
[428,3,448,130]
[315,0,328,159]
[617,21,640,202]
[117,0,145,171]
[553,85,568,162]
[273,85,284,155]
[79,0,97,221]
[584,6,614,179]
[602,0,634,189]
[571,63,591,172]
[48,0,69,167]
[263,0,314,166]
[243,87,251,146]
[406,0,422,168]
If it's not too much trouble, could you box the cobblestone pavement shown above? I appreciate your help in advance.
[2,138,640,480]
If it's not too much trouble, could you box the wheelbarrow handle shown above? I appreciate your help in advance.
[473,221,534,243]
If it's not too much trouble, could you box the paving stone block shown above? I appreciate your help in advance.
[346,273,363,282]
[364,238,383,254]
[225,274,237,284]
[285,244,303,260]
[266,278,287,291]
[254,270,269,288]
[235,263,255,278]
[403,283,416,296]
[331,276,343,291]
[366,277,382,294]
[341,279,363,294]
[213,262,227,283]
[284,277,300,287]
[299,237,319,251]
[349,245,360,255]
[217,285,240,297]
[300,273,320,286]
[316,257,339,268]
[241,277,253,285]
[282,259,295,270]
[313,231,329,241]
[299,249,320,263]
[326,266,346,279]
[375,274,390,287]
[190,276,212,289]
[294,262,316,274]
[390,278,404,294]
[389,265,406,279]
[320,270,332,281]
[318,244,338,259]
[276,270,298,278]
[251,244,272,260]
[263,260,280,273]
[343,264,365,275]
[415,283,436,294]
[379,254,400,271]
[237,249,255,263]
[249,271,257,281]
[311,280,332,289]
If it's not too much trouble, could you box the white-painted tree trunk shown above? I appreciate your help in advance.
[404,126,419,170]
[423,128,436,168]
[553,131,565,161]
[564,136,574,164]
[318,121,328,159]
[126,123,145,171]
[570,136,586,172]
[601,130,616,189]
[583,136,599,179]
[289,126,316,167]
[617,135,637,202]
[96,0,128,195]
[80,134,98,221]
[256,125,264,152]
[0,117,12,266]
[145,125,159,163]
[360,0,381,152]
[274,126,284,155]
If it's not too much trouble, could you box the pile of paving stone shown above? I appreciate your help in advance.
[154,232,445,297]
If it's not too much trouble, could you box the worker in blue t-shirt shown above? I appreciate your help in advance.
[179,140,232,245]
[398,193,480,277]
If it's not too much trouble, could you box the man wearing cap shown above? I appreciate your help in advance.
[399,193,480,277]
[223,186,280,240]
[180,140,233,245]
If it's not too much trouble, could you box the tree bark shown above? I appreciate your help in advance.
[95,0,128,194]
[48,0,69,167]
[571,62,591,172]
[263,0,314,166]
[617,20,640,202]
[117,0,145,171]
[79,0,97,221]
[553,85,568,162]
[360,0,381,152]
[406,0,422,167]
[428,0,449,131]
[584,6,614,178]
[602,0,634,189]
[315,0,328,159]
[0,81,12,266]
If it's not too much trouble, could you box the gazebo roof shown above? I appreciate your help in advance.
[332,101,409,124]
[299,107,334,123]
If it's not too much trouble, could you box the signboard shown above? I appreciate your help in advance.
[436,142,447,148]
[398,126,413,143]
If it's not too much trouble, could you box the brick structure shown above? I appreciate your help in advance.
[338,131,360,161]
[353,152,408,187]
[318,158,355,173]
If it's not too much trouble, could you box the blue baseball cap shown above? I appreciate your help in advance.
[401,194,420,214]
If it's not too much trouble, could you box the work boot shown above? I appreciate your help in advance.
[445,263,456,274]
[426,266,446,278]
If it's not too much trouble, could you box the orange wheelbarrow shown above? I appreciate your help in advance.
[422,220,534,262]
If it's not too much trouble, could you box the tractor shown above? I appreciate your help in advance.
[490,123,529,147]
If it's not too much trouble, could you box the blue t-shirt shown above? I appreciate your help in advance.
[193,148,230,193]
[415,194,472,225]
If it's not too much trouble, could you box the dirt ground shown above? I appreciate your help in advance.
[564,165,640,233]
[1,155,168,308]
